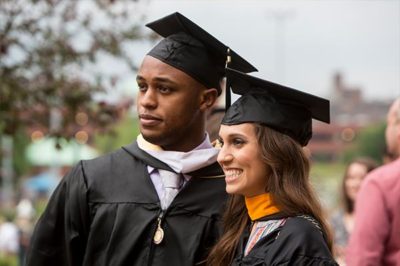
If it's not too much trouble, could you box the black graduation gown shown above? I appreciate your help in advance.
[232,214,338,266]
[26,141,227,266]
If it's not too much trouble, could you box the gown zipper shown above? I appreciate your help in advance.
[147,210,165,266]
[153,211,165,244]
[147,176,189,265]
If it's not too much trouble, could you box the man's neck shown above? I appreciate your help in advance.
[138,133,212,153]
[161,134,209,152]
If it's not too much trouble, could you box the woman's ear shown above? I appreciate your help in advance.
[200,88,218,111]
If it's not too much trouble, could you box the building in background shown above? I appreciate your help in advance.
[308,72,392,161]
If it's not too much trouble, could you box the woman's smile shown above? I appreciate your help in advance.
[224,168,243,183]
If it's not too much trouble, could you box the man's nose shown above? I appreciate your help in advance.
[139,88,157,109]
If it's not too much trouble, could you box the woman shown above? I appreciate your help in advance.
[330,158,377,264]
[207,68,337,265]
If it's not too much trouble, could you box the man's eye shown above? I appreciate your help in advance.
[158,86,171,93]
[137,83,147,91]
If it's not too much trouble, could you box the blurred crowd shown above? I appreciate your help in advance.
[0,166,69,266]
[0,199,35,266]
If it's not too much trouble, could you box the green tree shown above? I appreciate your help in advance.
[342,122,386,164]
[94,114,140,154]
[0,0,147,195]
[0,0,145,138]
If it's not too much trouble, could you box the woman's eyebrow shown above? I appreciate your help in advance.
[220,133,248,140]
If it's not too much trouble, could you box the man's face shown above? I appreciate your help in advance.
[136,56,207,151]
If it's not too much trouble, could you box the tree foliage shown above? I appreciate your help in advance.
[342,122,386,164]
[0,0,145,139]
[94,114,140,154]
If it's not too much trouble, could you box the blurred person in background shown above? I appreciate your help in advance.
[15,199,35,266]
[25,12,256,266]
[347,98,400,266]
[0,212,19,260]
[330,157,377,265]
[382,145,396,165]
[206,107,225,143]
[206,77,226,143]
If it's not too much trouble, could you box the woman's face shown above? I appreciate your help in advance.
[345,162,368,201]
[217,123,269,197]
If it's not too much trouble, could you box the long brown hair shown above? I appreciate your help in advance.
[341,157,377,214]
[207,123,334,266]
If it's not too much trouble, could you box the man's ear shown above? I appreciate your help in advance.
[396,123,400,145]
[200,88,218,111]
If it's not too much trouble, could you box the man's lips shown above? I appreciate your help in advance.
[139,114,162,126]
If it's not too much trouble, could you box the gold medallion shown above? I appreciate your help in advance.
[153,227,164,244]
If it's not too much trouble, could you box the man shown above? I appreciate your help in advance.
[26,12,256,266]
[347,98,400,265]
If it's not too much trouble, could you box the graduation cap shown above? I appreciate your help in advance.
[146,12,257,95]
[221,68,330,146]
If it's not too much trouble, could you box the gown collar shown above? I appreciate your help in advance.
[122,140,223,178]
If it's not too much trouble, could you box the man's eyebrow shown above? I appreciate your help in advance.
[136,75,178,86]
[153,77,179,86]
[136,75,145,82]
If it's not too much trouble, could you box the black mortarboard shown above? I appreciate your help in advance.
[221,68,330,146]
[146,12,257,95]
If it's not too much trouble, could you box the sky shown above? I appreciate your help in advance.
[111,0,399,103]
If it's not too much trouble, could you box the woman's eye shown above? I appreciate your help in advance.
[233,138,245,146]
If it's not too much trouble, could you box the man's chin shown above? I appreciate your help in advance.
[141,132,164,146]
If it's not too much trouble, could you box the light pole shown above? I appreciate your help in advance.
[266,9,295,84]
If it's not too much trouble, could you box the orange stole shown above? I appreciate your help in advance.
[245,193,280,221]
